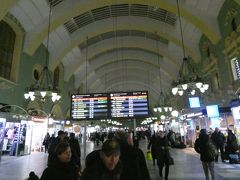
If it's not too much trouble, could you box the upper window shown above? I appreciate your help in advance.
[0,21,16,79]
[230,57,240,80]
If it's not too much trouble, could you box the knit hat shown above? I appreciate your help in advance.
[200,129,207,134]
[58,130,65,136]
[102,139,120,156]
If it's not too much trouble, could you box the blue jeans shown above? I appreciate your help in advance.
[202,161,215,180]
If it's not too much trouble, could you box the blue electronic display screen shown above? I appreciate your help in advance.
[71,93,109,120]
[70,91,149,120]
[188,97,200,108]
[110,91,149,118]
[206,105,219,118]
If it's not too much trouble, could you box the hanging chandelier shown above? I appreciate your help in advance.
[153,34,172,113]
[171,0,209,96]
[24,3,61,102]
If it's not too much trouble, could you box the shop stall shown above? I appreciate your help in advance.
[30,116,48,152]
[0,112,31,157]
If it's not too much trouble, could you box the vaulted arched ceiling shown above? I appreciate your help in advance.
[2,0,226,109]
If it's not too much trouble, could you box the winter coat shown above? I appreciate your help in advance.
[81,150,122,180]
[68,137,81,167]
[226,131,238,154]
[119,141,150,180]
[40,159,79,180]
[194,133,214,162]
[147,134,157,159]
[154,136,171,165]
[211,131,225,147]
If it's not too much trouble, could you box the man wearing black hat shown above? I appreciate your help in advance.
[81,139,122,180]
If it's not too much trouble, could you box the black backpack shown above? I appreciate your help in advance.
[206,140,218,160]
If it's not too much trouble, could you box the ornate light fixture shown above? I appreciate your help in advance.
[153,34,172,113]
[24,4,61,102]
[171,0,209,96]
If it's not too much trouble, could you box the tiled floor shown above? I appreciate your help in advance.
[1,140,240,180]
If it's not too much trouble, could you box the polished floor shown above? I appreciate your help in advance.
[0,140,240,180]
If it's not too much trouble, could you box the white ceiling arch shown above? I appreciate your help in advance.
[16,0,222,56]
[73,48,178,89]
[93,60,172,87]
[49,16,200,72]
[63,36,179,81]
[90,71,155,91]
[1,0,227,109]
[95,80,161,106]
[91,66,171,94]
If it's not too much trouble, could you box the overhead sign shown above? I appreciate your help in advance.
[110,91,149,118]
[71,93,108,120]
[70,91,149,120]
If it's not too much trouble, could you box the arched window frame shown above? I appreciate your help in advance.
[1,17,24,84]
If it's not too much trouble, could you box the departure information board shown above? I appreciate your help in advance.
[70,91,149,120]
[110,91,149,118]
[71,93,109,119]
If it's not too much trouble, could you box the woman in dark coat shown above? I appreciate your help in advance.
[154,131,172,180]
[40,142,80,180]
[147,131,157,166]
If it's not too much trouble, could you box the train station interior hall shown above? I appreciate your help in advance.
[1,0,240,180]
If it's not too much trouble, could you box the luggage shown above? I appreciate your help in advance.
[229,154,240,164]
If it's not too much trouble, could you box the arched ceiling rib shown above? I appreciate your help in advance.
[49,16,200,72]
[94,59,172,83]
[63,36,179,81]
[92,60,172,89]
[95,80,159,106]
[90,72,155,91]
[73,49,178,89]
[2,0,227,109]
[89,60,170,84]
[19,0,222,56]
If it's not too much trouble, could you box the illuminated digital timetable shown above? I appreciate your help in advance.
[110,91,149,118]
[71,91,149,120]
[71,94,108,119]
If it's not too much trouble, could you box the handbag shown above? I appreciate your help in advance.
[146,151,153,161]
[167,151,174,165]
[168,156,174,165]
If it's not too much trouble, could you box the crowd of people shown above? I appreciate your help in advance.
[26,128,239,180]
[27,129,176,180]
[194,127,239,180]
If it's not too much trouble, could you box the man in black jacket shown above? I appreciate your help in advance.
[81,139,122,180]
[211,127,226,162]
[195,129,215,180]
[115,131,150,180]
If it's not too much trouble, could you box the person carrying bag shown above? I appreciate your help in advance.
[155,131,173,180]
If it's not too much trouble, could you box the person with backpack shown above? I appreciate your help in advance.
[194,129,216,180]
